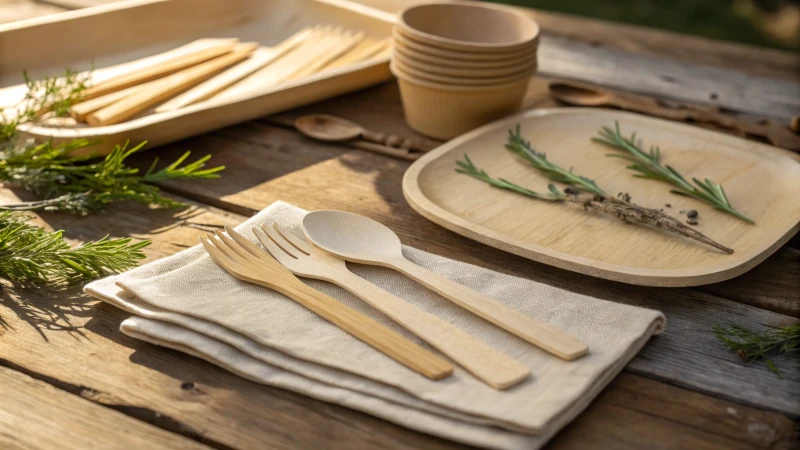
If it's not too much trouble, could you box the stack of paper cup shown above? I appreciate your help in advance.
[392,2,539,140]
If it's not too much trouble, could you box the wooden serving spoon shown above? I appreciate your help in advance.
[549,80,800,152]
[294,114,438,153]
[302,210,589,361]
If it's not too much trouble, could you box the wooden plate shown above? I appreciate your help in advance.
[403,108,800,287]
[0,0,394,155]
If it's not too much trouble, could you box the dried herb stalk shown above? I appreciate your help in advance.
[455,127,733,253]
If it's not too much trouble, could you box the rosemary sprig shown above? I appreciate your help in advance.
[505,126,605,196]
[455,127,734,253]
[593,122,753,223]
[456,154,565,201]
[0,210,150,286]
[713,323,799,378]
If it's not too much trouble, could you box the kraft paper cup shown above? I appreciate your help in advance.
[390,62,529,140]
[393,35,537,69]
[392,56,535,86]
[393,27,538,62]
[398,2,540,53]
[394,46,537,79]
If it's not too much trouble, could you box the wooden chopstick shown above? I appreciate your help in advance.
[321,38,390,71]
[86,42,258,126]
[81,38,240,100]
[155,27,315,112]
[288,31,365,79]
[216,27,341,99]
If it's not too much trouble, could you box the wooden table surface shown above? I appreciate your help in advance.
[1,1,798,449]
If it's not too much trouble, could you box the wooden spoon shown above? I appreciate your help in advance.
[302,210,589,360]
[549,80,800,152]
[295,114,438,153]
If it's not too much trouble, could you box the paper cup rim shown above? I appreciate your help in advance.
[398,2,540,52]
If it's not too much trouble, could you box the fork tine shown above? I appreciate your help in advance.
[224,226,266,257]
[258,224,298,257]
[200,235,242,274]
[210,232,255,269]
[260,224,306,258]
[253,226,298,265]
[272,223,313,255]
[214,230,256,263]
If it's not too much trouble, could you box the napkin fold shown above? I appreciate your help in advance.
[85,201,665,450]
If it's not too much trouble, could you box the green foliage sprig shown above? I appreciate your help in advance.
[0,68,223,287]
[1,69,91,142]
[0,140,224,214]
[593,122,753,223]
[505,126,606,196]
[713,323,799,378]
[0,210,150,286]
[0,69,225,214]
[456,127,734,254]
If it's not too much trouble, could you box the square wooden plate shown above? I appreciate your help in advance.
[403,108,800,287]
[0,0,394,155]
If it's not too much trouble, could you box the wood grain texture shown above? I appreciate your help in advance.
[358,0,800,81]
[251,223,531,390]
[0,365,210,450]
[136,133,799,416]
[0,187,796,450]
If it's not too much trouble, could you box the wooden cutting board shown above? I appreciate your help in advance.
[403,108,800,287]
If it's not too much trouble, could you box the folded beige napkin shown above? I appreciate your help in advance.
[85,201,665,449]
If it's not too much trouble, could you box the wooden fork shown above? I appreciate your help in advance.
[199,231,453,380]
[234,224,531,390]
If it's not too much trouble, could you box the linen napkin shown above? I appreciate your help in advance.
[85,201,665,450]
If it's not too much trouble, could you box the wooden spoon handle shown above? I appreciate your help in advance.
[337,272,530,389]
[389,259,588,360]
[286,281,453,380]
[360,129,438,153]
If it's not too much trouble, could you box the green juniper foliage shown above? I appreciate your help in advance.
[713,323,800,379]
[593,121,753,223]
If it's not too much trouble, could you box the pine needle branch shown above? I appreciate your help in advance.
[593,121,753,223]
[713,323,800,378]
[0,210,150,286]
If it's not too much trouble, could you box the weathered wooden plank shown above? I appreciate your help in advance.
[0,365,210,450]
[536,36,800,121]
[358,0,800,81]
[698,246,800,318]
[140,132,800,416]
[0,186,796,450]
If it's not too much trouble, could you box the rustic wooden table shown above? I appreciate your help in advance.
[1,1,798,449]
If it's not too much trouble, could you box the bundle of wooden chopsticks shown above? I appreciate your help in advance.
[70,26,390,126]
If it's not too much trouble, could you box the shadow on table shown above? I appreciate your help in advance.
[0,284,92,341]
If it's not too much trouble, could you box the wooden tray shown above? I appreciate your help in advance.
[403,108,800,287]
[0,0,395,155]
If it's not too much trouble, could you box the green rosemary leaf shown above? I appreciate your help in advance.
[594,121,754,223]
